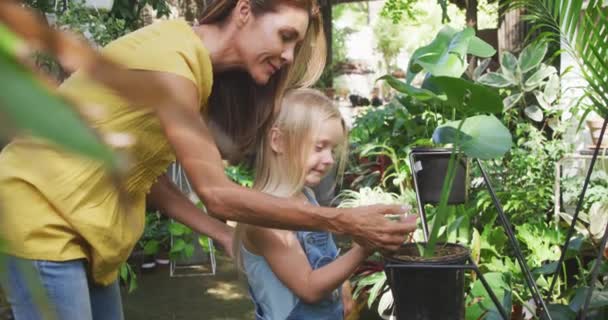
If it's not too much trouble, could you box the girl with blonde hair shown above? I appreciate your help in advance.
[236,89,402,319]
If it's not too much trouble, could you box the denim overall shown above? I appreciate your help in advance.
[243,188,343,320]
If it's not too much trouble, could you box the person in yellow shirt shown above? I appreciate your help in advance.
[0,0,416,319]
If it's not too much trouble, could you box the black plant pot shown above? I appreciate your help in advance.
[410,148,468,205]
[384,243,470,320]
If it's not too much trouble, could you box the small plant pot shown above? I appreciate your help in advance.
[384,243,470,320]
[410,148,469,205]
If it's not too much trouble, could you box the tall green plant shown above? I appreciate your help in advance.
[382,26,512,257]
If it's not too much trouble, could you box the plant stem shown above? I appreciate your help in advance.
[423,117,466,257]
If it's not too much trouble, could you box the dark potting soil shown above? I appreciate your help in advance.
[389,243,470,264]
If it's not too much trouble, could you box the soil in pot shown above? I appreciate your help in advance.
[384,243,470,320]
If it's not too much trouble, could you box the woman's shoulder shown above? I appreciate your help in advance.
[101,19,213,105]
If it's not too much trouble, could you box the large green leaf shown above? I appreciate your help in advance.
[547,304,576,320]
[468,36,496,58]
[466,272,512,320]
[0,36,115,167]
[406,26,482,82]
[569,287,608,312]
[427,76,503,115]
[519,41,549,73]
[432,115,512,159]
[379,75,445,101]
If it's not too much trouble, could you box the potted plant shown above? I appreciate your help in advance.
[380,26,512,319]
[338,187,417,320]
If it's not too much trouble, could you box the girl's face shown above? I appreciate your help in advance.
[303,117,345,187]
[237,3,310,84]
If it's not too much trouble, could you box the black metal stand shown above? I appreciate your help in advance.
[385,257,510,320]
[548,116,608,320]
[476,160,552,320]
[409,150,553,320]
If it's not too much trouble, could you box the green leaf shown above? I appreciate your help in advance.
[170,239,186,254]
[406,26,478,81]
[379,75,445,101]
[533,262,558,275]
[367,276,387,308]
[525,64,557,90]
[168,222,188,236]
[120,263,128,280]
[534,90,552,110]
[468,36,496,58]
[143,240,159,255]
[198,236,211,253]
[0,46,116,167]
[427,76,503,115]
[468,272,512,320]
[432,115,512,160]
[568,287,608,311]
[519,42,548,73]
[547,304,576,320]
[473,58,491,80]
[544,74,560,103]
[524,105,544,122]
[503,93,523,111]
[184,244,195,257]
[470,227,481,264]
[478,72,513,88]
[500,52,521,84]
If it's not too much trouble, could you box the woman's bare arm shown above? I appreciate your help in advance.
[149,70,416,251]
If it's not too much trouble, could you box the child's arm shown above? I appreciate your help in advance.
[247,226,372,304]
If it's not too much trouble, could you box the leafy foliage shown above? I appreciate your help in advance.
[477,42,561,123]
[509,0,608,118]
[56,0,131,47]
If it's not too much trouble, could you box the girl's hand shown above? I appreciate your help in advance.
[342,281,355,318]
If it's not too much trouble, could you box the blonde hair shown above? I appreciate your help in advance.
[200,0,326,163]
[233,88,348,270]
[254,88,348,197]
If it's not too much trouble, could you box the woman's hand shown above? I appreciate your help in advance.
[335,206,418,252]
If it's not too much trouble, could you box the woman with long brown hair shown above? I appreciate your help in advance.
[0,1,415,319]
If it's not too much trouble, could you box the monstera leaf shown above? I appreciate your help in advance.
[406,26,495,83]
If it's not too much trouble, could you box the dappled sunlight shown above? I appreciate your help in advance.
[206,282,247,301]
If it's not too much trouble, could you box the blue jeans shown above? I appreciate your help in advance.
[0,256,124,320]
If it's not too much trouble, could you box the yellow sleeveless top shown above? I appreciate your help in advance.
[0,19,213,285]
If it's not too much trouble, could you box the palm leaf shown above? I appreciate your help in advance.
[509,0,608,117]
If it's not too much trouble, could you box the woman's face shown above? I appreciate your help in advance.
[237,3,310,84]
